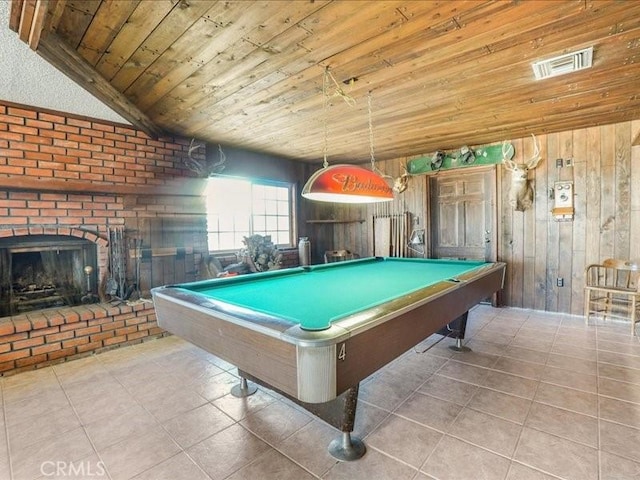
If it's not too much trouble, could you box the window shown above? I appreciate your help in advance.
[205,176,294,251]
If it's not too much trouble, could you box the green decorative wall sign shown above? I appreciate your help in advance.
[407,142,514,175]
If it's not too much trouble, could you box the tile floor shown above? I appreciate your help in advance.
[1,305,640,480]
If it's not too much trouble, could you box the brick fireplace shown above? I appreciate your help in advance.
[0,227,103,316]
[0,102,209,374]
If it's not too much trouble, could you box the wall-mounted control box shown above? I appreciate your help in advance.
[552,181,574,221]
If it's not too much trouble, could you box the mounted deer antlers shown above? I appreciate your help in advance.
[393,164,410,193]
[184,139,226,177]
[502,134,542,211]
[184,138,207,175]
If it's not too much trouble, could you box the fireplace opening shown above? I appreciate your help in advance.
[0,235,98,317]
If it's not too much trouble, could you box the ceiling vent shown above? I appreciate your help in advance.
[531,46,594,80]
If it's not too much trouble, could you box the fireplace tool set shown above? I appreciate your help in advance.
[106,227,142,302]
[80,265,99,304]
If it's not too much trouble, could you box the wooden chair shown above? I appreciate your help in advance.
[584,258,640,335]
[324,250,358,263]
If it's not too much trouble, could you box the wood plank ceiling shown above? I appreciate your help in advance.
[9,0,640,163]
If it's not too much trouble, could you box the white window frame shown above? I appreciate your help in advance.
[205,176,295,253]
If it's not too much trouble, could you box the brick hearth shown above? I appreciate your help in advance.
[0,301,163,374]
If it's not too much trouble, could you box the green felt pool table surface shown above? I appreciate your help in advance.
[175,257,488,331]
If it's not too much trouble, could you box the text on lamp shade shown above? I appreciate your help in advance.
[332,173,393,195]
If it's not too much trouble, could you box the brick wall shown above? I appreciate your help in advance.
[0,101,207,374]
[0,302,162,374]
[0,103,194,186]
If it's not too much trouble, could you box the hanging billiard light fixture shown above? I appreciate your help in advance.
[301,69,394,204]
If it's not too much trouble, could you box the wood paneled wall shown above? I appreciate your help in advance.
[319,119,640,315]
[502,119,640,315]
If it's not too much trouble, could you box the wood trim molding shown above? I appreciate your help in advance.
[11,0,45,49]
[17,0,35,43]
[26,0,47,50]
[0,176,207,197]
[9,0,25,32]
[34,33,165,139]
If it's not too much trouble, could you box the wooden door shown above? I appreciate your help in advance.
[429,168,496,261]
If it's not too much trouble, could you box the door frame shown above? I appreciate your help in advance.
[423,165,499,263]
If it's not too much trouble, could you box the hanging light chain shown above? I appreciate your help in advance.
[327,69,356,106]
[322,67,329,168]
[321,67,360,170]
[368,91,376,172]
[321,71,382,176]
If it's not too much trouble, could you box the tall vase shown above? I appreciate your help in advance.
[298,237,311,266]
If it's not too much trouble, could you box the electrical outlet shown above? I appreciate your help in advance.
[564,158,573,167]
[556,277,564,287]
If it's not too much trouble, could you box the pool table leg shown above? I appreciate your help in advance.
[231,376,258,398]
[290,384,366,461]
[436,312,472,352]
[325,386,366,461]
[449,311,471,352]
[237,369,366,461]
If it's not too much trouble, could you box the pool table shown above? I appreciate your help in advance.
[151,257,505,459]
